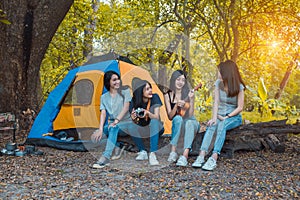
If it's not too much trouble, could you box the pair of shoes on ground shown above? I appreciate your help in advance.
[92,156,110,169]
[136,150,159,166]
[192,156,217,171]
[167,152,188,167]
[111,146,126,160]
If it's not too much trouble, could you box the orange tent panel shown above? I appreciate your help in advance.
[53,70,104,130]
[119,61,171,135]
[53,62,171,135]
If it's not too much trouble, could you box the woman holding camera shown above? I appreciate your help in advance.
[91,70,131,169]
[129,78,164,166]
[164,70,200,167]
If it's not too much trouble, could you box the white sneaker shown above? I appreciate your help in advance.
[149,152,159,166]
[135,150,148,161]
[176,155,188,167]
[202,157,217,171]
[167,151,178,163]
[192,156,205,168]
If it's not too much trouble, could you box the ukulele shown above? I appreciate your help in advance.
[177,82,202,117]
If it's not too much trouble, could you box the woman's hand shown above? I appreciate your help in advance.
[207,118,217,126]
[131,109,138,120]
[188,89,195,100]
[176,100,186,108]
[217,115,228,121]
[143,109,150,118]
[91,129,103,142]
[109,119,119,128]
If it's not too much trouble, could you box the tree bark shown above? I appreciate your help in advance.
[191,119,300,158]
[0,0,73,123]
[274,60,296,99]
[158,34,182,87]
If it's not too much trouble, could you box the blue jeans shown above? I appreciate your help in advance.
[200,114,242,154]
[102,121,131,159]
[129,119,164,152]
[170,115,200,150]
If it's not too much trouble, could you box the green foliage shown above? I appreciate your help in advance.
[241,111,285,123]
[246,78,299,120]
[258,78,267,102]
[242,111,299,125]
[40,0,299,123]
[0,9,10,24]
[40,0,97,101]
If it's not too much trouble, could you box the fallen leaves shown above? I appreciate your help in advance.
[0,133,299,199]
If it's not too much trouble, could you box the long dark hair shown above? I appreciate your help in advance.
[169,70,189,100]
[132,79,152,109]
[104,70,129,99]
[218,60,245,97]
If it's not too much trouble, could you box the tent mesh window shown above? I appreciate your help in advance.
[64,79,94,105]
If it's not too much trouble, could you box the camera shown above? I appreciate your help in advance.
[135,108,145,117]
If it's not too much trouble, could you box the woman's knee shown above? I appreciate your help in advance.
[185,120,198,131]
[173,115,183,124]
[185,120,193,128]
[225,116,242,130]
[150,118,161,126]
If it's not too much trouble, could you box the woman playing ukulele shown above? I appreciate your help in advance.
[164,70,200,167]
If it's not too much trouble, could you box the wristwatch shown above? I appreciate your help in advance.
[226,113,232,118]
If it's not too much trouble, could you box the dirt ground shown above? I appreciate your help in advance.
[0,130,299,199]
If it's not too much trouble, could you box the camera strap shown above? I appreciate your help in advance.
[145,99,151,121]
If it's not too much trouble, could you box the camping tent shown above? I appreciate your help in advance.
[26,59,171,151]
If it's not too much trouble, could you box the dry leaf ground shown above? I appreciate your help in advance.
[0,131,299,199]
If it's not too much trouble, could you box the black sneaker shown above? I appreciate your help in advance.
[92,156,110,169]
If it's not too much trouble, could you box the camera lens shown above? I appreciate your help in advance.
[136,108,144,117]
[138,111,144,117]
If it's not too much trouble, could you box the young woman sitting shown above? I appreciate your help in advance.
[128,78,164,166]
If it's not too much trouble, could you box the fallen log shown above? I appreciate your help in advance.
[191,119,299,158]
[225,119,300,139]
[117,119,300,158]
[265,134,285,153]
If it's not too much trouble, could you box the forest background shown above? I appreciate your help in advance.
[0,0,299,129]
[1,2,299,199]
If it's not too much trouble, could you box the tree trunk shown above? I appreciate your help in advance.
[0,0,73,124]
[274,60,295,99]
[158,34,181,87]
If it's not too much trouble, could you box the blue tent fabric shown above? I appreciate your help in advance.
[26,60,120,151]
[28,68,79,139]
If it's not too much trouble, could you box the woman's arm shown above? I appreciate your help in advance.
[224,89,244,119]
[207,86,220,126]
[110,102,130,126]
[91,109,106,142]
[99,109,106,131]
[187,90,195,117]
[145,106,160,119]
[164,93,178,120]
